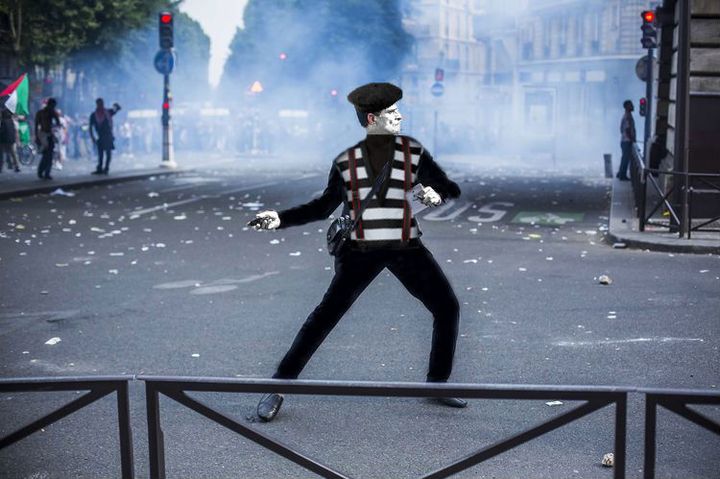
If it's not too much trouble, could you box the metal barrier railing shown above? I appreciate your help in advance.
[641,388,720,479]
[139,376,630,479]
[0,375,134,478]
[631,146,720,238]
[3,375,719,478]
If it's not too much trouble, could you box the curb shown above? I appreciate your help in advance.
[0,168,190,201]
[605,231,720,255]
[608,179,719,255]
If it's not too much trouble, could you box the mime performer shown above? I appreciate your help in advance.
[251,82,465,422]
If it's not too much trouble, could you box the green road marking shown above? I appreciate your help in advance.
[511,211,585,225]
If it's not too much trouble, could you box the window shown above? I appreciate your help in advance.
[575,14,584,55]
[559,16,568,56]
[590,11,600,54]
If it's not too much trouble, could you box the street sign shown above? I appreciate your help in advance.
[154,49,175,75]
[635,54,656,82]
[431,82,444,97]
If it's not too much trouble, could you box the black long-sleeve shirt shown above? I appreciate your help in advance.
[278,137,460,229]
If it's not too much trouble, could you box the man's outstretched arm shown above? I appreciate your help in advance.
[250,165,344,230]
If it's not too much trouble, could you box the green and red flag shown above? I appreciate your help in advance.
[1,73,30,116]
[1,73,30,144]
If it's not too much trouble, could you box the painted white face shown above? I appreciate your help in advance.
[367,103,402,135]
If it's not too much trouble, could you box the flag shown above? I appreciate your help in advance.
[1,73,29,116]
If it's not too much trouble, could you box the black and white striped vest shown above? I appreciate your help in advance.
[334,135,422,242]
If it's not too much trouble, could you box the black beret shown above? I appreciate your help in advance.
[347,82,402,113]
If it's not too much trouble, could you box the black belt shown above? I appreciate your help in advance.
[347,238,422,251]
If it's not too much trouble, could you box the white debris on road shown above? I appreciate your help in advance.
[50,188,75,197]
[601,453,614,467]
[545,401,563,406]
[44,337,62,345]
[598,275,612,285]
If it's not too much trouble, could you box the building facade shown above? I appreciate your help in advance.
[400,0,488,149]
[400,0,660,161]
[510,0,659,160]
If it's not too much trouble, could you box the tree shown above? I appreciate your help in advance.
[220,0,412,108]
[0,0,168,69]
[70,10,210,110]
[0,1,210,114]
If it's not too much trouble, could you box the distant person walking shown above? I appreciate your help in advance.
[617,100,636,181]
[34,97,60,180]
[89,98,121,174]
[0,108,21,173]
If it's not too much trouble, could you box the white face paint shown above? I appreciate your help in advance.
[366,103,402,135]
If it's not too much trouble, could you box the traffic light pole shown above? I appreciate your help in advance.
[161,73,176,168]
[643,47,654,154]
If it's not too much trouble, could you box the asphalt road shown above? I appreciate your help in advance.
[1,158,718,478]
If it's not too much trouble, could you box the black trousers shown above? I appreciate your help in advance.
[617,141,633,178]
[37,136,55,178]
[97,147,112,172]
[274,242,460,382]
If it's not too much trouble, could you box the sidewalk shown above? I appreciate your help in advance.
[0,152,192,200]
[607,176,720,254]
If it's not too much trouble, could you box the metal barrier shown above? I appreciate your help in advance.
[140,376,629,479]
[0,375,134,478]
[631,145,720,238]
[642,388,720,479]
[3,375,718,478]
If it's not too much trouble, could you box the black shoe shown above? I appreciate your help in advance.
[618,176,630,181]
[257,393,284,422]
[92,169,102,174]
[102,169,109,174]
[44,175,53,180]
[430,397,468,408]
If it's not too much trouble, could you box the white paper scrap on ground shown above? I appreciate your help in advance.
[50,188,75,197]
[45,337,62,345]
[545,401,563,406]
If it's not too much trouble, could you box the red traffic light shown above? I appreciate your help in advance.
[641,10,655,23]
[639,98,647,106]
[160,13,172,24]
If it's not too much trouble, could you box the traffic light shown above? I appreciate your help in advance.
[639,97,647,117]
[435,68,444,82]
[159,12,174,50]
[641,10,657,49]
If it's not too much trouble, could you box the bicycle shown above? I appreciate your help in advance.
[17,143,38,166]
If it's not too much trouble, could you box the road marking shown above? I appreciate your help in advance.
[467,201,514,223]
[130,197,207,217]
[512,211,584,225]
[160,183,206,193]
[421,200,472,221]
[128,179,293,218]
[554,337,704,347]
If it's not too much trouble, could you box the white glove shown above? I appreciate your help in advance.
[251,210,280,230]
[420,186,442,206]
